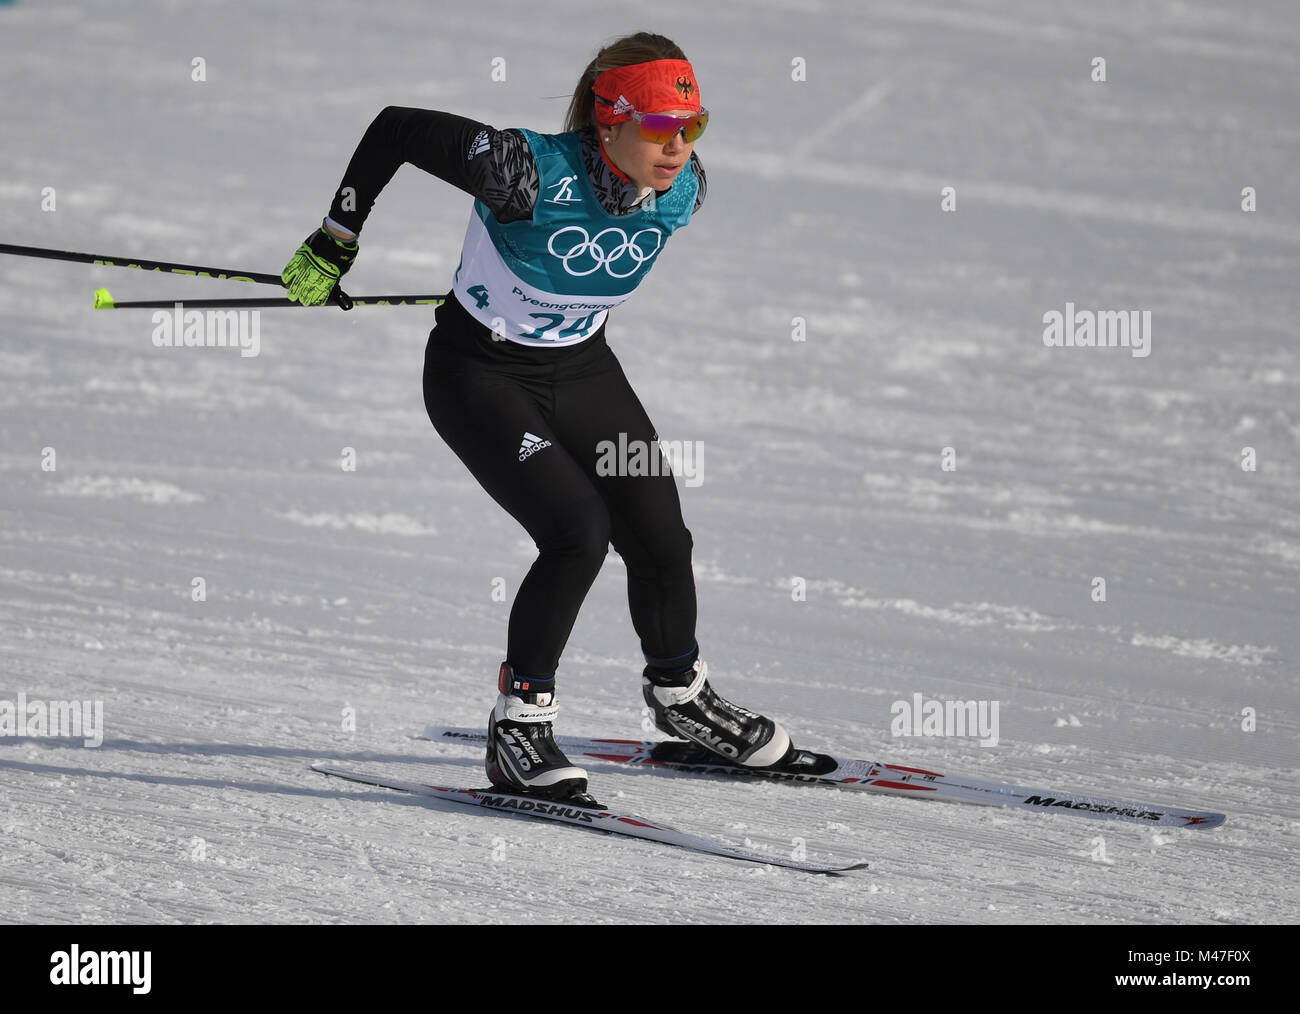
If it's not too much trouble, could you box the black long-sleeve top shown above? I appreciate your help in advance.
[325,107,707,232]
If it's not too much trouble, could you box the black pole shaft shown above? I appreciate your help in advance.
[96,294,447,309]
[0,241,285,286]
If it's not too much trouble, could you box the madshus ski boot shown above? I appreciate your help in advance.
[642,655,837,776]
[485,662,601,806]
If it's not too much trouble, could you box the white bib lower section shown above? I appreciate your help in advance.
[452,212,628,347]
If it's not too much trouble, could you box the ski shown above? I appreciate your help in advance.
[311,762,867,875]
[419,727,1227,831]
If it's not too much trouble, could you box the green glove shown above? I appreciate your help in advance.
[281,225,358,306]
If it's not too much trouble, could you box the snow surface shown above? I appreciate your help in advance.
[1,0,1297,924]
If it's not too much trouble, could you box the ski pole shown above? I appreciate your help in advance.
[0,241,287,286]
[92,288,446,310]
[0,242,381,309]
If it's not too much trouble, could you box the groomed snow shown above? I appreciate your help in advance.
[1,0,1297,924]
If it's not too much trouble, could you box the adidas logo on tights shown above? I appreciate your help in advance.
[518,431,552,462]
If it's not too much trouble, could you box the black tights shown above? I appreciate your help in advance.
[422,294,697,680]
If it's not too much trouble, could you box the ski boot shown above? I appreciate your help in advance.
[485,662,596,805]
[642,656,795,768]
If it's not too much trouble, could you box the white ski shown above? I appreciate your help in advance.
[311,762,868,875]
[418,727,1227,831]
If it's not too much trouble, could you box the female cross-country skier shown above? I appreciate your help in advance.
[281,32,812,803]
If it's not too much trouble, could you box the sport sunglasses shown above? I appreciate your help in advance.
[595,95,709,144]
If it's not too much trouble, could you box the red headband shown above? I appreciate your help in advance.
[592,58,702,125]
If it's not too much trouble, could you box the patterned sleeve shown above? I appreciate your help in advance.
[326,107,541,232]
[689,151,707,214]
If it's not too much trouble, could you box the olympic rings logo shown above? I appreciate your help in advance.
[546,226,663,278]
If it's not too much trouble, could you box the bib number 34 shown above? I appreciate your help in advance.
[520,310,602,341]
[464,285,602,342]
